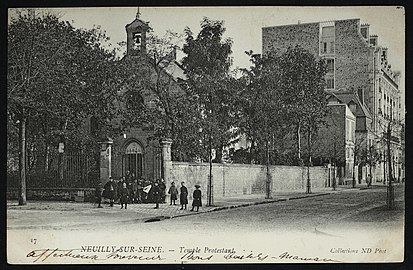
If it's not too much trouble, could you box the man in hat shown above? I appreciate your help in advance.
[180,182,188,210]
[159,178,166,203]
[168,181,178,205]
[95,182,103,208]
[119,182,130,209]
[104,177,116,207]
[152,182,161,209]
[191,185,202,212]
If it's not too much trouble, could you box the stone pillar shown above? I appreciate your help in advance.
[160,138,173,183]
[100,138,113,185]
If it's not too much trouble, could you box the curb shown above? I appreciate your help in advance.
[169,192,332,220]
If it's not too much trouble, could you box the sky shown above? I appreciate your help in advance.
[9,6,405,102]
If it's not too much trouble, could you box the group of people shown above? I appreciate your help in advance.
[166,181,202,211]
[95,175,202,212]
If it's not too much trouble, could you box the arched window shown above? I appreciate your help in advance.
[122,140,144,179]
[125,91,144,110]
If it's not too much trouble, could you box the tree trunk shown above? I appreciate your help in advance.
[18,110,27,205]
[306,128,311,194]
[352,147,356,188]
[297,123,301,162]
[44,142,49,171]
[207,131,213,206]
[265,141,271,199]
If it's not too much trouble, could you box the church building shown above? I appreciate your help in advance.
[99,12,186,183]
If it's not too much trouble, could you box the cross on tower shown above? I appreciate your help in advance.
[136,7,141,19]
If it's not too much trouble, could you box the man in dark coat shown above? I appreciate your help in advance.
[125,170,132,184]
[168,181,178,205]
[137,179,143,203]
[131,179,138,203]
[119,182,130,209]
[179,182,188,210]
[159,179,166,203]
[95,182,103,208]
[152,182,161,209]
[103,177,116,207]
[191,184,202,212]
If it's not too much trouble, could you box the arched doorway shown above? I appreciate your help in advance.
[122,141,143,179]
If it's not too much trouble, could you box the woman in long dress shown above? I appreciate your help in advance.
[191,185,202,212]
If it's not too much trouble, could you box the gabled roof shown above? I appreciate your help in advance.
[125,17,150,30]
[326,89,372,119]
[159,59,187,81]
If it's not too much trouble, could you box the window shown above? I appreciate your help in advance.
[329,41,335,54]
[324,58,335,89]
[126,90,144,110]
[132,32,142,51]
[322,42,327,54]
[320,25,335,55]
[326,78,334,89]
[326,59,334,73]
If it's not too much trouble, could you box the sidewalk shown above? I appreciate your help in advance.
[7,186,359,229]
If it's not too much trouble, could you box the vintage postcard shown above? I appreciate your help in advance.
[6,6,405,264]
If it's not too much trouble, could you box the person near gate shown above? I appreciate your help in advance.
[168,181,178,205]
[152,181,161,209]
[137,179,143,203]
[103,177,117,207]
[179,181,188,210]
[191,184,202,212]
[159,178,166,203]
[95,182,103,208]
[131,178,138,203]
[119,182,130,209]
[117,177,125,204]
[125,170,132,183]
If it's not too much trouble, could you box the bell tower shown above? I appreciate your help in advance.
[125,8,150,56]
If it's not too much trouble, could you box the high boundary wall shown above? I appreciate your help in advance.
[170,162,328,200]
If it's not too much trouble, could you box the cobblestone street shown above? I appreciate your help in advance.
[7,184,404,233]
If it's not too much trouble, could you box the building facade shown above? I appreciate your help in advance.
[101,13,186,183]
[313,98,356,182]
[262,18,404,184]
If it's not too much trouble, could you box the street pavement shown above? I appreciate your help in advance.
[7,184,404,232]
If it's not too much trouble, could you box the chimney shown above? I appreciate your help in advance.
[369,35,378,46]
[360,23,370,40]
[381,47,388,61]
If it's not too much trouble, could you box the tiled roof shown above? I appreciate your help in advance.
[326,89,372,119]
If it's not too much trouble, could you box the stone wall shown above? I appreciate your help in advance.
[7,188,96,202]
[170,162,328,200]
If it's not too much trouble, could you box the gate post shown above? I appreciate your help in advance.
[99,138,113,185]
[160,138,173,183]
